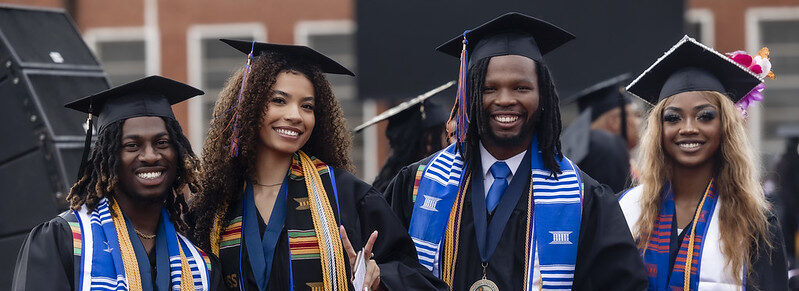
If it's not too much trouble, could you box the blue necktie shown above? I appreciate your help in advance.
[486,161,511,213]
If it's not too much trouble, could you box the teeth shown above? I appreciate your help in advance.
[137,171,162,179]
[275,128,299,136]
[494,115,519,123]
[679,143,702,149]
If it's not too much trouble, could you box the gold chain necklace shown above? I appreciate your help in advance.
[252,180,283,187]
[134,228,156,240]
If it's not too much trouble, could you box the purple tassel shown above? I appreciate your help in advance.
[230,41,256,157]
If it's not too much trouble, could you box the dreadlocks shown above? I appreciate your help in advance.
[66,117,201,232]
[462,57,563,174]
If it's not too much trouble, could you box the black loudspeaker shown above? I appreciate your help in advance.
[0,4,110,288]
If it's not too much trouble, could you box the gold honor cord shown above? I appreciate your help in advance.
[683,180,713,291]
[521,181,543,290]
[441,174,470,287]
[211,200,231,256]
[299,151,348,291]
[178,241,195,291]
[111,200,143,291]
[112,199,196,291]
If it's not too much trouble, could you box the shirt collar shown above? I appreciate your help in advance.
[479,142,527,179]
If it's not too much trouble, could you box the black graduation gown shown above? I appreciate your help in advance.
[578,130,630,193]
[12,211,223,291]
[385,154,648,291]
[221,168,448,291]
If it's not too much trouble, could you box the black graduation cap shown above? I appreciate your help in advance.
[353,81,455,133]
[777,124,799,139]
[561,73,632,121]
[64,75,204,181]
[220,39,354,76]
[435,12,575,66]
[626,35,763,105]
[560,108,593,163]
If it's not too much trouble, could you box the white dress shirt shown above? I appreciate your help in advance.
[479,142,527,197]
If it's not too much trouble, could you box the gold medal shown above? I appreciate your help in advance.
[469,262,499,291]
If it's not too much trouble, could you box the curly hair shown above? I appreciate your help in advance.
[66,117,202,232]
[189,51,353,249]
[462,57,563,174]
[634,91,771,287]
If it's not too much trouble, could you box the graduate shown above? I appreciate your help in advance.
[773,125,799,268]
[620,35,788,290]
[12,76,220,290]
[561,74,641,193]
[188,40,447,291]
[352,82,452,194]
[384,12,647,290]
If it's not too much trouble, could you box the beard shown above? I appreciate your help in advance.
[478,107,539,146]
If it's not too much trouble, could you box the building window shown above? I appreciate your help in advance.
[686,9,714,47]
[84,28,148,86]
[187,24,266,152]
[755,18,799,162]
[296,21,375,179]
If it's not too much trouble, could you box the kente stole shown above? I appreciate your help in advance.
[213,151,349,291]
[620,180,742,290]
[408,136,584,290]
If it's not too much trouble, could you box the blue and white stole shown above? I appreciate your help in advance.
[408,135,584,290]
[73,198,211,291]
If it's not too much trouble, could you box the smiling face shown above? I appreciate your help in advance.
[258,70,316,157]
[117,116,177,203]
[661,91,722,169]
[479,55,539,153]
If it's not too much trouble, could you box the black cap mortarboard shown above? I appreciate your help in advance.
[436,12,574,142]
[436,12,575,67]
[65,75,203,130]
[562,73,632,121]
[626,35,763,105]
[777,124,799,139]
[64,75,204,181]
[560,108,592,163]
[220,39,355,76]
[353,81,455,132]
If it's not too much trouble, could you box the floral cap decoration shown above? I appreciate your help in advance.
[726,47,775,117]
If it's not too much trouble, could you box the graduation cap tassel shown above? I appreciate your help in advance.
[229,42,256,158]
[454,30,470,143]
[76,111,93,183]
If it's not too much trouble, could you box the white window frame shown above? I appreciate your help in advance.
[83,26,159,77]
[686,8,715,47]
[294,20,378,181]
[745,6,799,153]
[186,23,267,154]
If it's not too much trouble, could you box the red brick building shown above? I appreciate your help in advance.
[3,0,799,177]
